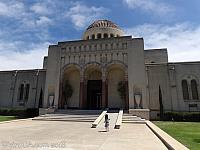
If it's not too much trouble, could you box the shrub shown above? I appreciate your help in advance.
[26,108,39,118]
[63,80,73,106]
[163,111,200,122]
[0,108,39,118]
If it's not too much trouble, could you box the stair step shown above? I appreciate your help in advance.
[122,114,146,124]
[122,120,146,124]
[33,118,94,122]
[123,117,140,119]
[34,109,102,123]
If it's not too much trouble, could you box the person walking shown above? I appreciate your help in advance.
[104,114,110,132]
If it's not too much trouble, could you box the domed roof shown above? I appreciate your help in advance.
[86,19,120,30]
[83,19,123,40]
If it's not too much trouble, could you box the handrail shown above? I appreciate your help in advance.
[91,109,107,128]
[115,109,123,129]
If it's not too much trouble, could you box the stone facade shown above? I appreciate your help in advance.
[0,70,46,108]
[0,20,200,120]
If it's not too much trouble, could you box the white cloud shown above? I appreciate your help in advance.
[125,23,200,62]
[123,0,173,15]
[36,16,52,26]
[0,1,25,18]
[0,0,110,70]
[30,2,51,15]
[0,42,49,71]
[66,2,109,29]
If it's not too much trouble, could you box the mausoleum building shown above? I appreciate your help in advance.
[0,20,200,119]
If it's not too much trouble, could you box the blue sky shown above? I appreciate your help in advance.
[0,0,200,70]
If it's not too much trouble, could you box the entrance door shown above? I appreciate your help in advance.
[87,80,102,109]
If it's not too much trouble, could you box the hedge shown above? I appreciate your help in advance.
[0,108,39,118]
[163,112,200,122]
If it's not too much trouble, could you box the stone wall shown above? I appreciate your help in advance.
[146,62,200,120]
[0,69,46,109]
[128,38,148,109]
[44,36,131,108]
[146,64,171,120]
[169,62,200,112]
[144,48,168,64]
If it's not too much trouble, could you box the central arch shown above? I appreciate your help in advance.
[84,64,103,109]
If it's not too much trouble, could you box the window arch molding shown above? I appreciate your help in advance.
[191,79,199,100]
[180,74,199,101]
[181,79,189,100]
[18,81,30,102]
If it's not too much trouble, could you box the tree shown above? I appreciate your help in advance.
[117,81,126,103]
[159,85,164,120]
[63,80,73,107]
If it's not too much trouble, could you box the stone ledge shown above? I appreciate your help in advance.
[115,109,123,129]
[146,121,189,150]
[0,118,32,124]
[129,109,150,120]
[91,110,107,128]
[39,108,56,115]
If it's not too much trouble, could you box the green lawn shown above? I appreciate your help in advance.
[154,121,200,150]
[0,116,16,122]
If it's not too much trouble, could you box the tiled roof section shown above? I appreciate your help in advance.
[86,20,120,30]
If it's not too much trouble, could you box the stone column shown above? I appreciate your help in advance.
[105,80,108,107]
[125,81,129,109]
[58,81,63,109]
[83,81,87,108]
[79,72,84,109]
[125,72,129,109]
[101,73,107,108]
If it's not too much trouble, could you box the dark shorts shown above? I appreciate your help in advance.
[105,122,109,127]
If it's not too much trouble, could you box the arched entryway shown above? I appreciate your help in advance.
[84,64,102,109]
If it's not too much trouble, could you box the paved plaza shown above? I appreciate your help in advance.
[0,118,167,150]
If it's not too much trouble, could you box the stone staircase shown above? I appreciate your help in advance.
[122,113,146,124]
[33,109,102,122]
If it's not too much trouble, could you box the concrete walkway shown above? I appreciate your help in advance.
[96,113,118,132]
[0,119,167,150]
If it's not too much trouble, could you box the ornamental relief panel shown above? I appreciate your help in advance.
[60,41,128,56]
[62,51,128,68]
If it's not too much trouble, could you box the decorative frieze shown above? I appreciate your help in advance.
[63,51,128,67]
[61,41,128,56]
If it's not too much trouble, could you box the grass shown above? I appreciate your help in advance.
[0,115,16,122]
[154,121,200,150]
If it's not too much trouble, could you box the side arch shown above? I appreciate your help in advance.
[60,63,81,108]
[62,63,81,75]
[105,61,128,109]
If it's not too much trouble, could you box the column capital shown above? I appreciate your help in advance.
[80,70,84,82]
[125,72,128,81]
[102,71,106,81]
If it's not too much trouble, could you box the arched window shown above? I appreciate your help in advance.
[86,36,89,40]
[18,84,24,100]
[182,80,189,100]
[18,83,30,101]
[24,84,30,101]
[191,79,198,100]
[104,33,108,38]
[97,33,101,39]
